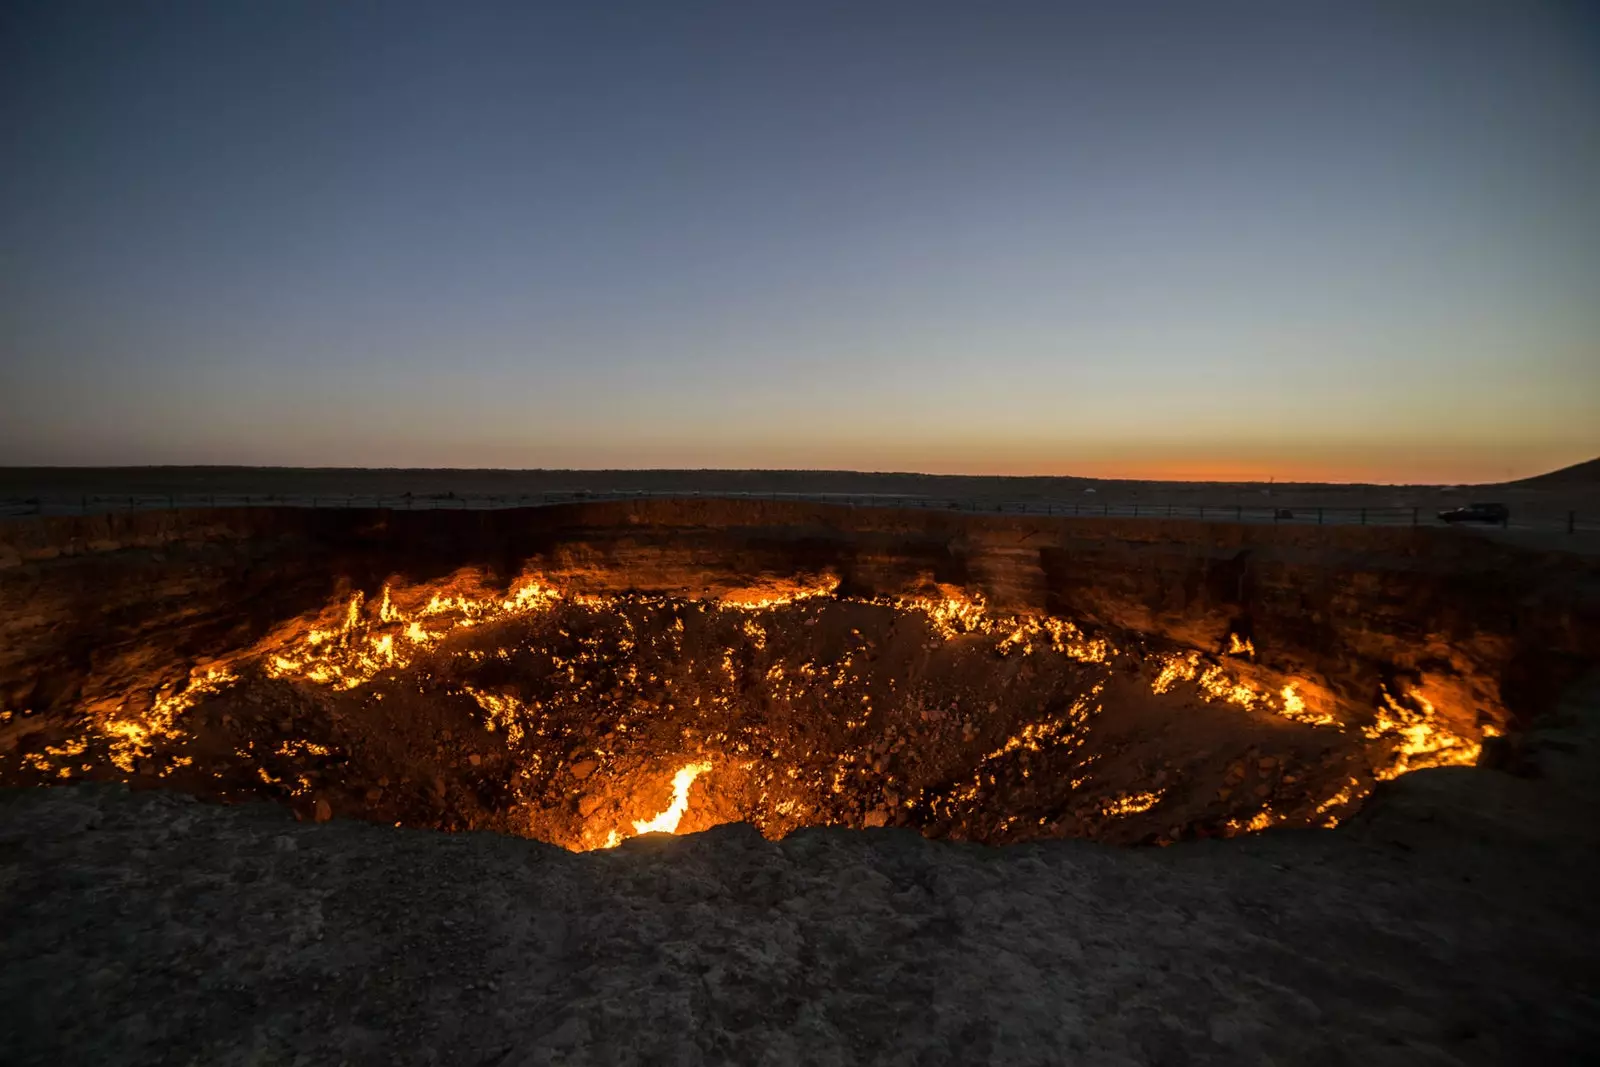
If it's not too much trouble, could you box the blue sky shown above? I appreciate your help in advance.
[2,1,1596,482]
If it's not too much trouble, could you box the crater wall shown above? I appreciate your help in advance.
[4,499,1597,740]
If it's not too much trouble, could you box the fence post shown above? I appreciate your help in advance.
[1412,507,1418,526]
[1317,507,1323,525]
[81,495,87,513]
[1199,505,1205,520]
[1360,508,1366,525]
[1235,504,1241,521]
[1133,504,1139,517]
[1570,510,1576,535]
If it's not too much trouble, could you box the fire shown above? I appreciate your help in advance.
[1278,683,1336,727]
[1366,685,1481,779]
[719,577,840,610]
[1227,633,1255,658]
[99,666,236,773]
[883,586,992,639]
[1100,790,1163,817]
[631,761,712,835]
[601,761,713,848]
[263,578,562,690]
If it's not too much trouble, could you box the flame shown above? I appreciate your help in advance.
[465,687,529,745]
[599,761,713,848]
[718,576,840,610]
[1366,686,1481,779]
[1151,651,1200,694]
[263,578,562,690]
[1278,683,1336,727]
[1313,776,1362,827]
[631,761,712,835]
[1227,633,1255,658]
[1101,790,1163,817]
[98,666,236,773]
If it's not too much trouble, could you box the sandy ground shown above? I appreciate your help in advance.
[3,673,1597,1066]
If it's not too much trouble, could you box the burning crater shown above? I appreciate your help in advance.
[1,499,1550,851]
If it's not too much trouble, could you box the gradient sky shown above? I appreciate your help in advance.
[2,1,1597,483]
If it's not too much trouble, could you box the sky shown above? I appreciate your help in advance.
[2,1,1597,483]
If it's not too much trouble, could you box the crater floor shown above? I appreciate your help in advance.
[5,571,1471,849]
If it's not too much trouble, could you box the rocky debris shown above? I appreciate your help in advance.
[4,675,1600,1067]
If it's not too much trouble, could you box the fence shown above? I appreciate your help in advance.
[1,489,1595,534]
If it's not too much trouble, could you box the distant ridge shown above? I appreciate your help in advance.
[1508,457,1600,487]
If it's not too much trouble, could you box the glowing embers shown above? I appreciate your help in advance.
[600,761,714,849]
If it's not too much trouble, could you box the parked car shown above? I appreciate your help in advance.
[1437,502,1509,524]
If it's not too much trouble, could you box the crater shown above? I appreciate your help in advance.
[3,500,1591,850]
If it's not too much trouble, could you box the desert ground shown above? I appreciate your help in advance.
[2,463,1597,537]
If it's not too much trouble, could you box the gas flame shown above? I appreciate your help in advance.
[600,761,713,848]
[1101,790,1163,817]
[100,666,236,773]
[631,761,712,835]
[1366,686,1481,779]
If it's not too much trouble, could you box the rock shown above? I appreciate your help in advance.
[432,776,447,799]
[467,754,481,767]
[863,808,889,827]
[576,794,602,818]
[313,797,332,822]
[364,786,384,803]
[570,758,598,780]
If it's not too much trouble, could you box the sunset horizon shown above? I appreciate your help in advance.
[4,3,1596,480]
